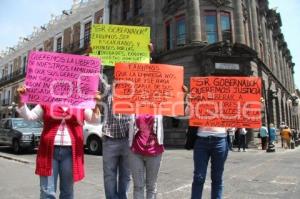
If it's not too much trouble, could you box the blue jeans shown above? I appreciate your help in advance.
[103,136,131,199]
[40,146,73,199]
[191,137,228,199]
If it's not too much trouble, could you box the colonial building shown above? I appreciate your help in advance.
[109,0,299,146]
[0,0,104,118]
[0,0,298,147]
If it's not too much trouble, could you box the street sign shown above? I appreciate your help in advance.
[215,63,240,70]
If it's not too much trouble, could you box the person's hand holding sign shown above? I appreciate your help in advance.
[148,43,154,53]
[93,91,101,115]
[16,85,26,108]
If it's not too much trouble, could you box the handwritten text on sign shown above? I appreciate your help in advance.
[113,63,184,116]
[23,51,100,108]
[90,24,150,66]
[189,77,262,128]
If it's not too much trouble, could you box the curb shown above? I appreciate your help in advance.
[0,152,33,164]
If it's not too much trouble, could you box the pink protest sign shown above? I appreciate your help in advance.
[23,51,101,108]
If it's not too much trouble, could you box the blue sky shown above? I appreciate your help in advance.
[269,0,300,89]
[0,0,73,51]
[0,0,299,89]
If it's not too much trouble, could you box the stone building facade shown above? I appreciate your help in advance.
[0,0,104,118]
[0,0,298,147]
[109,0,298,146]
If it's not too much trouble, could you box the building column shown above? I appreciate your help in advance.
[276,44,282,83]
[287,64,291,92]
[282,56,287,88]
[289,67,293,92]
[291,70,295,92]
[277,50,285,86]
[282,95,287,123]
[261,17,268,65]
[285,58,289,91]
[269,29,276,75]
[153,0,164,52]
[233,0,245,44]
[277,90,283,126]
[249,0,260,51]
[187,0,201,43]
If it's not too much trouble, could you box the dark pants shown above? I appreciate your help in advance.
[191,137,228,199]
[238,134,246,151]
[261,137,268,150]
[102,137,131,199]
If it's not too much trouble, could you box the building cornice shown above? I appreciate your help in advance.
[258,0,269,16]
[204,0,231,8]
[162,0,185,18]
[266,9,282,30]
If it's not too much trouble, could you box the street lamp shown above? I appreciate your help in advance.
[288,93,299,136]
[266,89,277,152]
[288,93,299,106]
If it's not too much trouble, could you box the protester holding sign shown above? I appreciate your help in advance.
[187,76,262,198]
[101,81,132,199]
[99,38,152,199]
[128,114,164,199]
[187,105,228,199]
[127,84,187,199]
[16,85,101,199]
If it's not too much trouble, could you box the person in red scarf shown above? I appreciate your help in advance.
[16,85,100,199]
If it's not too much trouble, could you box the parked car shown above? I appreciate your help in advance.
[0,118,43,153]
[83,121,102,155]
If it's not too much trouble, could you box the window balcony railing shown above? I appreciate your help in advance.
[176,34,186,46]
[2,98,10,106]
[62,37,90,54]
[0,68,26,87]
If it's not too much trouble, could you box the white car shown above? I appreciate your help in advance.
[83,121,102,155]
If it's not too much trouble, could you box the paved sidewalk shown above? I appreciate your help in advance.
[0,144,300,198]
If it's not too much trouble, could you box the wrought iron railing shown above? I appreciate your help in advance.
[0,68,26,87]
[2,98,10,106]
[62,37,90,54]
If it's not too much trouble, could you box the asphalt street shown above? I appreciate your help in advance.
[0,146,300,199]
